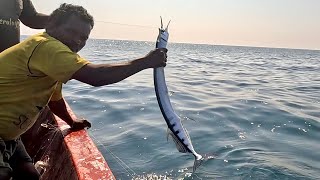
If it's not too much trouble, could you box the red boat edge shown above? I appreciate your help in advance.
[22,100,115,180]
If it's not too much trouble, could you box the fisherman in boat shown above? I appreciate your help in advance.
[0,0,49,53]
[0,3,167,180]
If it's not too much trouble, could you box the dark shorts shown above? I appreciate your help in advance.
[0,137,32,174]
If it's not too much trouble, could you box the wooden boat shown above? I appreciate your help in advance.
[22,100,115,180]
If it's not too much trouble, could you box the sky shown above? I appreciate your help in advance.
[21,0,320,50]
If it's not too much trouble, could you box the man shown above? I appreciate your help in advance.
[0,0,48,52]
[0,3,167,180]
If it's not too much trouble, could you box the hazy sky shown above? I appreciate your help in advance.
[21,0,320,50]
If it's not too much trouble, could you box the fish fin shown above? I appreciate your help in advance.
[167,129,189,153]
[181,116,197,123]
[166,128,170,141]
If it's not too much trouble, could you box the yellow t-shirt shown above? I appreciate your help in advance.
[0,32,89,140]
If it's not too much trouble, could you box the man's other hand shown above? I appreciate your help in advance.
[71,119,91,130]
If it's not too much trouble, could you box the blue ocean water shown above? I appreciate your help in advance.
[63,39,319,180]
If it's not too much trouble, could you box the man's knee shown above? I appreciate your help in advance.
[13,172,40,180]
[0,167,12,180]
[12,161,40,180]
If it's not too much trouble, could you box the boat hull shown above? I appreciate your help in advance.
[22,102,115,180]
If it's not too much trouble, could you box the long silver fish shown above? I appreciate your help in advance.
[154,17,204,172]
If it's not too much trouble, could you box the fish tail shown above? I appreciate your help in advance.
[192,155,204,172]
[192,153,216,172]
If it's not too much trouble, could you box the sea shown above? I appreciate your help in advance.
[25,36,320,179]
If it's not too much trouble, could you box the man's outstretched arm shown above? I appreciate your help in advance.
[19,0,49,29]
[72,48,167,87]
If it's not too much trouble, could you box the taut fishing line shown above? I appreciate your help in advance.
[96,20,157,29]
[89,132,137,178]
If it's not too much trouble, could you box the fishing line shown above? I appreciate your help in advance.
[33,122,137,177]
[29,122,61,175]
[89,132,137,177]
[96,20,157,29]
[33,123,60,161]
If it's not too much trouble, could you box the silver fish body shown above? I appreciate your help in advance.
[153,18,203,172]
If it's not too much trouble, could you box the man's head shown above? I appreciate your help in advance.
[46,3,94,52]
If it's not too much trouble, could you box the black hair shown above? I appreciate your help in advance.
[47,3,94,29]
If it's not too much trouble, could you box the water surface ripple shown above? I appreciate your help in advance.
[63,39,320,179]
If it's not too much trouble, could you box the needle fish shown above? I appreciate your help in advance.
[153,17,204,172]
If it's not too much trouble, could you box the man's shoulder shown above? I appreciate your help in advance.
[27,32,71,52]
[29,32,57,44]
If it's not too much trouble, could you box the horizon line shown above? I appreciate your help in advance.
[21,34,320,52]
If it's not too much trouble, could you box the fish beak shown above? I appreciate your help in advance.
[165,20,171,31]
[160,16,171,31]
